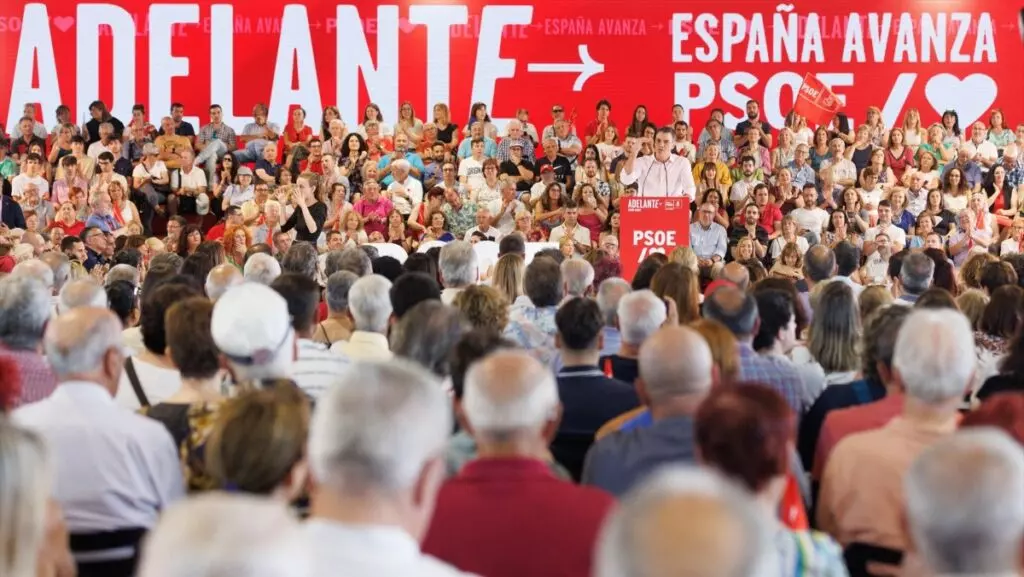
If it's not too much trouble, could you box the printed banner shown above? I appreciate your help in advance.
[0,1,1021,137]
[794,73,843,126]
[619,196,691,280]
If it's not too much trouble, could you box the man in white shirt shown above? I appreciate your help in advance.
[86,122,115,159]
[387,158,424,217]
[330,275,394,361]
[820,138,857,201]
[271,274,349,401]
[864,201,907,253]
[860,232,892,285]
[463,206,501,242]
[789,184,830,245]
[490,180,524,236]
[728,155,762,208]
[14,308,183,556]
[303,360,472,577]
[12,153,49,201]
[458,138,486,192]
[619,127,696,199]
[549,201,592,255]
[968,121,999,174]
[172,149,208,213]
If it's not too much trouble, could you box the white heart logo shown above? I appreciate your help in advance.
[924,74,997,127]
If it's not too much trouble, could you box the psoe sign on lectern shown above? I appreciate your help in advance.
[619,197,691,281]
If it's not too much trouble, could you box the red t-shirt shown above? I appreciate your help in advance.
[583,119,616,140]
[284,124,312,147]
[206,222,226,241]
[50,220,85,238]
[299,158,324,174]
[758,202,783,232]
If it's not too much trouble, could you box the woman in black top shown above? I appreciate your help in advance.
[432,102,459,149]
[282,172,327,243]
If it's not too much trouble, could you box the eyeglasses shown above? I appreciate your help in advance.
[552,108,563,113]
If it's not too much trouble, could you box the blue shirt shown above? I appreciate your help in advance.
[736,342,802,413]
[377,152,426,187]
[582,415,697,497]
[457,137,498,160]
[788,161,817,189]
[941,159,984,190]
[85,213,120,234]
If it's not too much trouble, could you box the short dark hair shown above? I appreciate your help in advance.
[1001,254,1024,289]
[165,297,220,379]
[980,285,1024,339]
[113,248,143,269]
[980,261,1018,294]
[631,254,667,290]
[105,280,138,327]
[555,297,604,351]
[244,243,273,264]
[60,236,82,253]
[270,273,321,334]
[371,256,404,282]
[524,257,562,307]
[703,287,759,337]
[740,155,756,165]
[596,99,611,111]
[752,289,794,351]
[389,273,441,319]
[563,199,579,210]
[498,234,525,257]
[887,249,907,283]
[901,252,935,295]
[140,283,202,354]
[280,242,318,280]
[450,330,516,400]
[403,253,438,281]
[833,241,861,276]
[97,151,115,163]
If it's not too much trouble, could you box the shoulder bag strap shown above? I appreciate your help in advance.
[124,357,151,408]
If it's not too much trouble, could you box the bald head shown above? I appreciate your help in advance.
[44,307,123,392]
[595,467,773,577]
[639,326,714,405]
[205,264,244,301]
[720,262,749,291]
[803,244,836,284]
[58,279,107,313]
[462,350,560,436]
[21,231,44,255]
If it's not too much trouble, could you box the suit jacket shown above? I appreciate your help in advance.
[1,195,25,229]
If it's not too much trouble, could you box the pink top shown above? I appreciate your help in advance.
[578,212,603,244]
[353,196,394,236]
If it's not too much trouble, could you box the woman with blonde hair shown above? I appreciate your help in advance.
[901,107,923,148]
[771,127,796,174]
[338,209,368,248]
[865,105,885,147]
[394,101,424,146]
[491,253,525,304]
[669,245,699,274]
[690,318,740,385]
[957,288,990,330]
[803,281,861,395]
[650,264,700,324]
[431,102,459,150]
[452,284,510,333]
[858,285,892,323]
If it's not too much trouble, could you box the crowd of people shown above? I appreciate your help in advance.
[0,96,1023,577]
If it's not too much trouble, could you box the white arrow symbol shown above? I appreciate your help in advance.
[526,45,604,92]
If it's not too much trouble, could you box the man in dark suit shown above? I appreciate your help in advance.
[0,186,26,230]
[552,297,639,481]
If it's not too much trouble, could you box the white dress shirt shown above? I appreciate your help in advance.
[303,520,475,577]
[14,382,184,532]
[330,331,393,362]
[619,154,697,200]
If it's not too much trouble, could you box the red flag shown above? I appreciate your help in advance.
[794,73,843,126]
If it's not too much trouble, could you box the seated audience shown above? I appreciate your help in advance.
[329,274,394,361]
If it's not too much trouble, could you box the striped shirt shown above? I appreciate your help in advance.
[292,339,350,400]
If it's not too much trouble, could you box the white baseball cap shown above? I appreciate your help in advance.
[196,193,210,215]
[211,283,292,366]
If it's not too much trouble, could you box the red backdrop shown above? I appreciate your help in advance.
[0,0,1021,136]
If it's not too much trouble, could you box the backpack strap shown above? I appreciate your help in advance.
[124,357,150,408]
[318,322,333,347]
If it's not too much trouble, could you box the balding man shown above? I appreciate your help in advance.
[0,276,58,405]
[719,261,750,292]
[57,278,107,314]
[600,289,666,385]
[14,308,183,572]
[204,263,243,302]
[423,351,614,577]
[818,309,975,554]
[584,326,713,496]
[303,360,472,576]
[905,429,1024,577]
[243,252,282,285]
[594,466,776,577]
[704,286,802,412]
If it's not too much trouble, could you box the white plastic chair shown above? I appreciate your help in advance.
[366,242,408,264]
[525,242,558,264]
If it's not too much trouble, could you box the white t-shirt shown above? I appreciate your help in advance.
[87,141,112,160]
[729,178,761,205]
[223,184,255,207]
[464,225,501,242]
[178,166,208,191]
[387,176,424,215]
[790,207,830,234]
[769,236,809,260]
[864,223,907,248]
[11,174,49,200]
[972,140,999,166]
[1001,238,1020,256]
[549,223,591,248]
[133,160,169,182]
[458,157,485,192]
[115,356,182,411]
